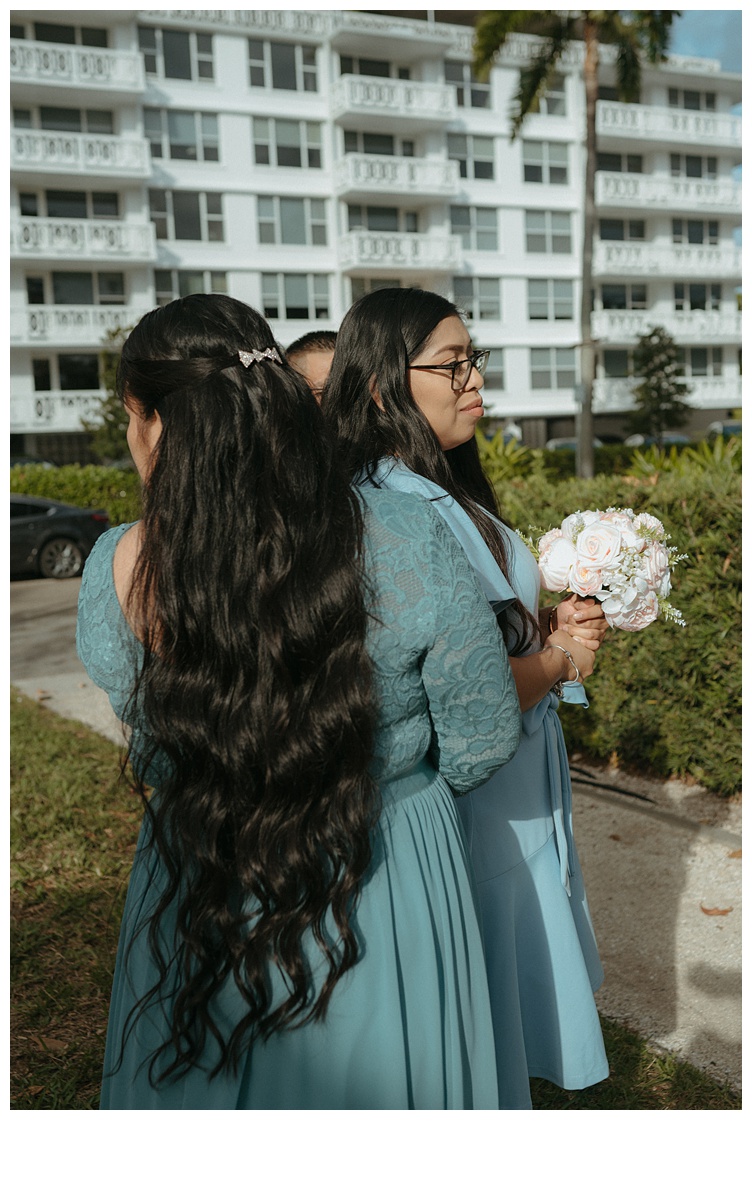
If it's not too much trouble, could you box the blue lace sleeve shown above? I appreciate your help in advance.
[421,509,521,794]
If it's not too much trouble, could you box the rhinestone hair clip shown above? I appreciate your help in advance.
[238,348,282,368]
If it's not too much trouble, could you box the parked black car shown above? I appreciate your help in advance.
[10,494,109,579]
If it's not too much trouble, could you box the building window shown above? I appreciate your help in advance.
[600,283,647,310]
[672,219,719,245]
[261,274,329,320]
[144,109,219,161]
[343,130,413,157]
[447,134,495,181]
[536,73,566,116]
[20,193,39,217]
[26,277,45,304]
[676,348,723,376]
[258,197,327,245]
[596,152,643,173]
[33,22,108,47]
[668,88,716,111]
[483,349,504,390]
[14,106,115,134]
[598,218,645,241]
[339,55,409,79]
[253,118,322,168]
[674,283,721,312]
[598,85,641,103]
[444,60,490,108]
[531,347,576,389]
[42,190,119,219]
[525,211,572,254]
[452,277,500,321]
[249,40,318,91]
[32,359,52,391]
[350,278,401,303]
[528,279,575,320]
[670,153,717,179]
[58,354,100,390]
[45,271,125,305]
[603,349,631,378]
[523,141,568,184]
[346,205,417,234]
[148,190,224,241]
[138,26,213,81]
[450,206,498,252]
[154,269,227,306]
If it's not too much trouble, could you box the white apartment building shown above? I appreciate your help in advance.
[10,8,742,462]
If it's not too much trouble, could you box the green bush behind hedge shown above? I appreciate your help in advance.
[10,446,741,795]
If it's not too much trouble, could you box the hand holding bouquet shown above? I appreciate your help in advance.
[529,509,686,631]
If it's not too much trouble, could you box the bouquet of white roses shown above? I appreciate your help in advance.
[529,508,686,631]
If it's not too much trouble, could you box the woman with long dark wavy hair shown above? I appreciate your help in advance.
[321,287,611,1109]
[76,293,521,1109]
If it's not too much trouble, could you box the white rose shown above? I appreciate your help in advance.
[539,535,577,592]
[576,521,623,569]
[642,543,671,595]
[600,510,645,551]
[538,527,563,556]
[634,512,666,540]
[561,510,601,541]
[568,561,603,596]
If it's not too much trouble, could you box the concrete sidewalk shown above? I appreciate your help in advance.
[11,577,741,1095]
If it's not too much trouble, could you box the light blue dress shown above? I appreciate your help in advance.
[362,459,609,1108]
[76,488,521,1109]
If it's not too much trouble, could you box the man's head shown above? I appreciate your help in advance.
[286,330,337,401]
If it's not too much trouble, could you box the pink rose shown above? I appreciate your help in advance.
[561,510,601,541]
[642,543,671,595]
[539,535,577,591]
[537,527,564,556]
[576,521,622,569]
[568,561,603,596]
[634,512,665,539]
[600,510,645,550]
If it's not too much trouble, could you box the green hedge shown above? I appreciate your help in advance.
[10,464,142,526]
[493,441,741,797]
[10,449,741,795]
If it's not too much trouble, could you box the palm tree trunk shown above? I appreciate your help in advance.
[577,16,599,479]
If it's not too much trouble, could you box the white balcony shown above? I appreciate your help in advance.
[10,389,107,434]
[11,218,157,264]
[593,375,742,414]
[331,76,456,133]
[10,39,144,103]
[334,154,461,203]
[593,240,741,280]
[596,171,741,217]
[10,130,150,183]
[11,306,145,348]
[592,309,741,346]
[339,231,462,276]
[597,100,741,151]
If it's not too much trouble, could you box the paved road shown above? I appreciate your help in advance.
[10,576,742,1094]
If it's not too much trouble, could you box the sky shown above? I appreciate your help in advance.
[667,7,742,73]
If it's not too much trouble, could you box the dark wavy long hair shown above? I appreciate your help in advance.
[116,294,377,1083]
[321,287,536,654]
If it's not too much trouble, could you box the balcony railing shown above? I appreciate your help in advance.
[596,171,742,216]
[334,154,461,200]
[597,100,741,149]
[10,130,150,179]
[11,306,145,346]
[339,231,462,274]
[593,376,742,413]
[11,218,157,263]
[592,309,741,345]
[593,240,741,279]
[11,389,107,433]
[331,76,456,129]
[10,39,144,93]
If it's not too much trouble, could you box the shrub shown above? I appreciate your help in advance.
[492,439,741,796]
[10,465,142,526]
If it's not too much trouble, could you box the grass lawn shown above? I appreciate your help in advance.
[10,688,741,1111]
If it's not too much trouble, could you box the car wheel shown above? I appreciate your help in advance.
[37,537,85,579]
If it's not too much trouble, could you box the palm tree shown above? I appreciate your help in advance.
[473,11,678,477]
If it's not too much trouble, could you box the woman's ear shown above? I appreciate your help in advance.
[369,374,384,412]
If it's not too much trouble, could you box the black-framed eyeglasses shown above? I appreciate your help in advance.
[408,349,490,390]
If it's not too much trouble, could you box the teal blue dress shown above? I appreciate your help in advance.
[361,460,609,1108]
[76,488,521,1109]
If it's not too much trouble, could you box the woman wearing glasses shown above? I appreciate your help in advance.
[322,287,610,1109]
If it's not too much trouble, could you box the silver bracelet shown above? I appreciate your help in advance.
[550,643,581,696]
